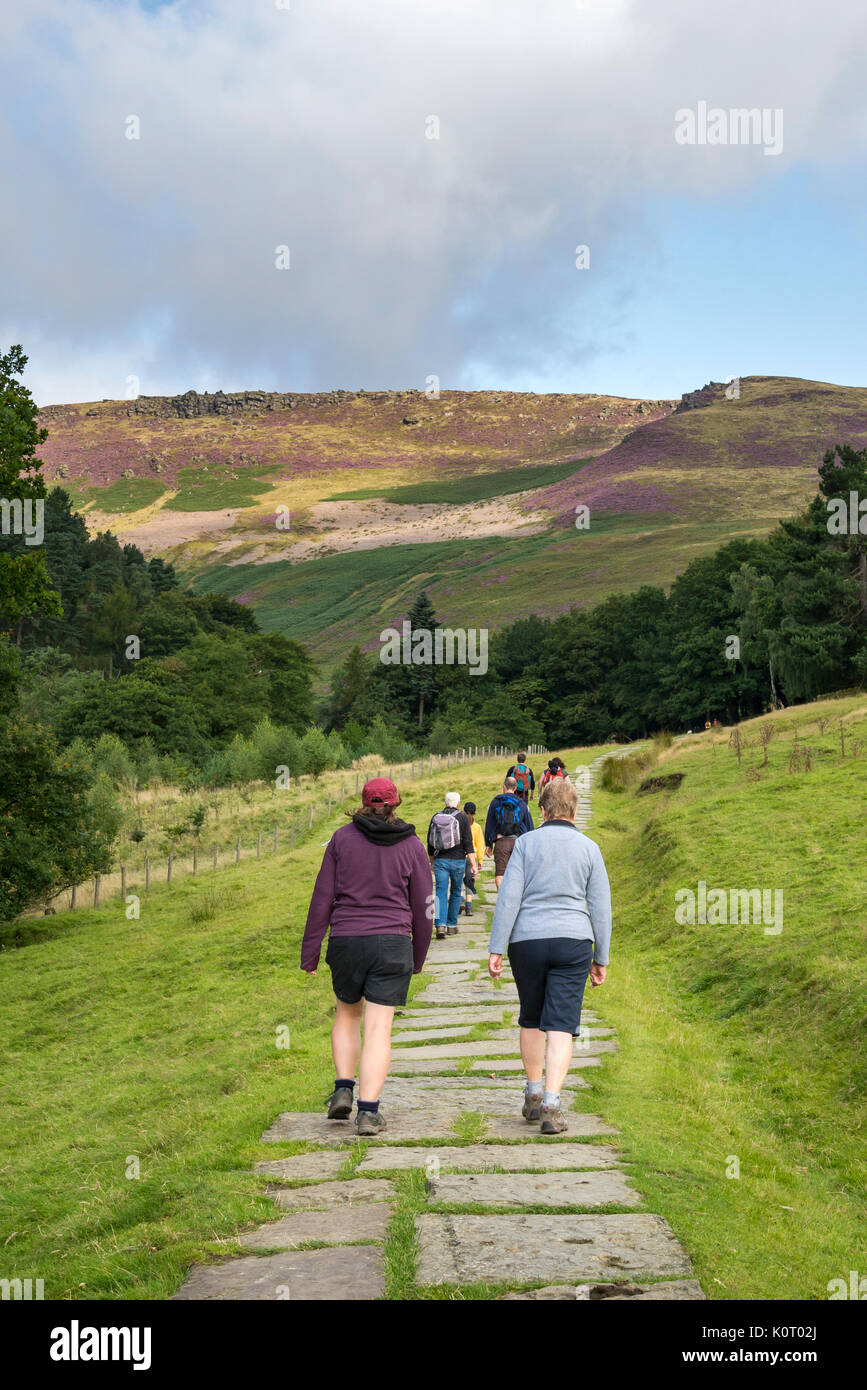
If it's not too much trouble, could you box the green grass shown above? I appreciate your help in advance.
[326,457,594,505]
[587,695,867,1300]
[164,464,285,512]
[187,517,759,667]
[76,477,167,513]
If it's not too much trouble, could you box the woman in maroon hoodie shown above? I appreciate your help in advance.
[300,778,433,1135]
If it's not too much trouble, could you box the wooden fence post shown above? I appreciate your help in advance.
[257,831,262,859]
[235,837,241,865]
[167,852,173,883]
[70,883,77,910]
[93,874,100,908]
[309,805,314,828]
[120,865,126,900]
[212,843,218,871]
[192,845,198,874]
[145,857,150,893]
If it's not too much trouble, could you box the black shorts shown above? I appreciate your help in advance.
[325,933,414,1007]
[507,937,593,1034]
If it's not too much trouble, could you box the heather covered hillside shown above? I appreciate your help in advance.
[33,375,867,664]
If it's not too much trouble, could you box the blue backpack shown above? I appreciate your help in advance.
[494,795,522,835]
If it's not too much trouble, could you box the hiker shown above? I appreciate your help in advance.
[300,778,432,1135]
[506,751,535,803]
[460,801,486,916]
[487,776,611,1135]
[484,775,534,888]
[539,756,567,791]
[427,791,477,939]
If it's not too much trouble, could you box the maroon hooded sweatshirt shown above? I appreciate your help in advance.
[301,813,433,974]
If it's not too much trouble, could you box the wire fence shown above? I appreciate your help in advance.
[48,742,548,916]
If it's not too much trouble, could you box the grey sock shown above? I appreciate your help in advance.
[543,1090,560,1109]
[525,1080,543,1098]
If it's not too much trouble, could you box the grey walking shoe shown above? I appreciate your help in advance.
[447,925,459,935]
[539,1105,568,1135]
[522,1092,543,1122]
[326,1087,353,1120]
[355,1109,387,1136]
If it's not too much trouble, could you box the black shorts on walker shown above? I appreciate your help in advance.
[507,936,594,1034]
[325,932,414,1006]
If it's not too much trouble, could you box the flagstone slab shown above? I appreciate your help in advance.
[394,1008,514,1029]
[483,1033,619,1056]
[389,1058,460,1075]
[411,986,522,1005]
[400,1006,520,1023]
[356,1144,620,1173]
[499,1279,706,1300]
[469,1057,600,1073]
[254,1151,348,1181]
[483,1112,616,1139]
[261,1110,471,1142]
[426,1170,640,1208]
[415,1213,692,1286]
[239,1203,391,1250]
[380,1081,586,1110]
[391,1040,544,1061]
[266,1179,396,1209]
[392,1025,477,1044]
[171,1245,384,1300]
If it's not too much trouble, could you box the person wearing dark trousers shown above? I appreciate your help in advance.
[484,777,534,887]
[300,778,433,1135]
[427,791,477,938]
[506,752,535,804]
[487,776,611,1135]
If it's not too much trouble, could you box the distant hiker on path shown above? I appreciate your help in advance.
[487,776,611,1135]
[300,777,432,1135]
[460,801,486,916]
[428,791,477,939]
[484,776,534,888]
[539,756,567,791]
[506,752,535,803]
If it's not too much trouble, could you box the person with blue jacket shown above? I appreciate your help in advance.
[488,775,611,1135]
[483,776,534,886]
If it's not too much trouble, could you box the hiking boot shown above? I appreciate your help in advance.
[465,902,474,916]
[326,1087,353,1120]
[435,928,447,940]
[539,1105,568,1135]
[447,926,459,935]
[522,1092,543,1123]
[355,1109,387,1136]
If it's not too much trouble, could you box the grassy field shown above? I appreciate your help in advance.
[189,517,763,665]
[587,696,867,1300]
[2,719,864,1300]
[326,457,594,505]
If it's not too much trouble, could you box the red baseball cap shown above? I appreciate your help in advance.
[361,777,400,807]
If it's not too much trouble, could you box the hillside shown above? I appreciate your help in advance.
[36,376,867,666]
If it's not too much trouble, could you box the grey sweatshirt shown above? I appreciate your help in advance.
[487,820,612,964]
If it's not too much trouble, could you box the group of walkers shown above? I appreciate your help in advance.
[300,751,611,1138]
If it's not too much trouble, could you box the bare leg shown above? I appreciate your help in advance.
[519,1026,545,1083]
[331,998,363,1079]
[545,1030,574,1095]
[358,1001,396,1102]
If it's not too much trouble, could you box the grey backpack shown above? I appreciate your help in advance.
[429,809,461,853]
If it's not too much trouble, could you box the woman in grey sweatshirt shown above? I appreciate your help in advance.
[488,775,611,1134]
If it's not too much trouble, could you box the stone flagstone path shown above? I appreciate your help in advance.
[172,751,704,1301]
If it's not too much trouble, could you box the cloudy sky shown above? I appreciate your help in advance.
[3,0,867,405]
